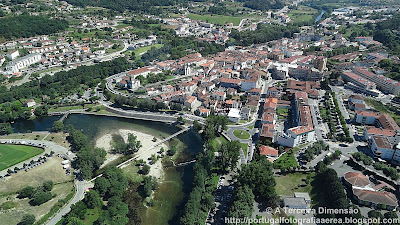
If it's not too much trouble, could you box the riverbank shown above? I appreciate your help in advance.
[95,129,168,180]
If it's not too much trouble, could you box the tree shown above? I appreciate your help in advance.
[19,214,35,225]
[218,141,241,172]
[84,190,103,209]
[68,201,87,220]
[127,133,142,153]
[29,189,52,206]
[228,185,254,219]
[94,176,110,197]
[193,120,202,131]
[141,164,150,175]
[111,140,127,154]
[236,157,278,205]
[168,145,177,156]
[43,180,54,192]
[17,186,35,199]
[52,121,64,132]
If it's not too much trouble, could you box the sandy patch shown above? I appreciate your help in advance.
[96,129,167,179]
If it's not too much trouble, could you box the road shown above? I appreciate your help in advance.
[308,99,323,140]
[46,180,93,225]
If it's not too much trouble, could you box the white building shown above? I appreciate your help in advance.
[6,50,19,60]
[228,108,240,123]
[6,53,41,73]
[352,68,400,95]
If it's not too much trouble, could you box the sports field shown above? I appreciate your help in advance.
[0,145,44,171]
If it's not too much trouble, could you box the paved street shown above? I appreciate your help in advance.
[46,180,93,225]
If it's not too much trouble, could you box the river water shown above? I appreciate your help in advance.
[11,114,202,225]
[315,10,326,23]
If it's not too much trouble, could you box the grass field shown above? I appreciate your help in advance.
[121,162,143,183]
[275,172,314,196]
[0,145,44,171]
[0,157,73,194]
[233,130,250,139]
[240,143,248,156]
[210,136,228,151]
[187,13,243,26]
[288,6,319,23]
[273,150,298,169]
[132,44,164,60]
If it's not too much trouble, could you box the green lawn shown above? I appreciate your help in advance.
[273,151,298,169]
[275,172,314,196]
[132,44,164,60]
[121,162,143,183]
[277,108,289,120]
[240,143,248,156]
[187,13,243,26]
[0,145,44,171]
[288,6,319,23]
[233,130,250,139]
[210,136,228,151]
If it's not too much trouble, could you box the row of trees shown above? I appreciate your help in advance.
[0,57,130,104]
[0,14,68,40]
[302,140,329,162]
[351,152,400,180]
[230,24,300,46]
[67,127,106,179]
[178,150,216,224]
[113,94,168,111]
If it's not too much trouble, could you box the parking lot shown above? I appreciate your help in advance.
[206,173,235,225]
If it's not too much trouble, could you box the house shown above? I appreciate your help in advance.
[23,99,36,107]
[259,145,278,157]
[266,87,280,97]
[282,197,308,209]
[260,123,275,142]
[343,172,370,188]
[197,107,210,117]
[343,171,399,210]
[212,91,226,101]
[220,78,241,89]
[248,88,261,96]
[240,107,251,121]
[225,100,239,109]
[227,108,241,123]
[184,96,198,109]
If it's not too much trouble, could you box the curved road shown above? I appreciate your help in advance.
[46,180,93,225]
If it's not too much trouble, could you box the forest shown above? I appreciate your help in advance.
[66,0,182,14]
[0,15,68,40]
[237,0,284,11]
[230,24,300,46]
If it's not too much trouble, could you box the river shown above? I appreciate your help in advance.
[315,10,326,23]
[11,114,203,225]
